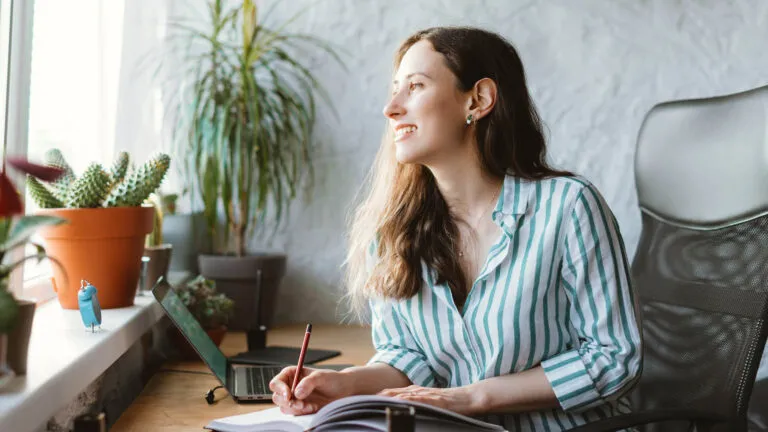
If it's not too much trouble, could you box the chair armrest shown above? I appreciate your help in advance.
[565,408,728,432]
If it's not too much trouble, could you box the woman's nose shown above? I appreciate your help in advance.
[383,95,405,119]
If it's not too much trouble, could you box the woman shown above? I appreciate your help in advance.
[269,26,642,430]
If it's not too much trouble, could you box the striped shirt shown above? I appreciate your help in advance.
[366,174,643,431]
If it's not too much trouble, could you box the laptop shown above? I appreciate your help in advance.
[151,279,350,402]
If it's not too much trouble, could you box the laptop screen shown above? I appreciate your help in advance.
[152,280,228,384]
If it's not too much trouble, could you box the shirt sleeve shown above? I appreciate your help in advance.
[363,238,436,387]
[366,297,437,387]
[540,182,643,413]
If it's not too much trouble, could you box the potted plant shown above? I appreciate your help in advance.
[158,0,343,340]
[0,156,66,386]
[141,193,173,292]
[157,188,211,274]
[26,149,170,309]
[169,275,234,359]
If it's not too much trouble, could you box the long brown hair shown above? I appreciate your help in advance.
[344,26,572,320]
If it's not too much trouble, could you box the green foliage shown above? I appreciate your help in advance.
[0,215,66,333]
[175,275,234,330]
[26,150,171,209]
[154,0,345,256]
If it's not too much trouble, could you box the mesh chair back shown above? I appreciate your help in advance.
[632,84,768,432]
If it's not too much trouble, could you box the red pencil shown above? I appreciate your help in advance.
[289,323,312,401]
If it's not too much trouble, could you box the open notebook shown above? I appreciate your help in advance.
[204,395,508,432]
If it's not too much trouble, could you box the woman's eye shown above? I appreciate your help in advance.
[409,82,423,91]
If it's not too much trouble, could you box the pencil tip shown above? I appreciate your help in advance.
[307,323,312,333]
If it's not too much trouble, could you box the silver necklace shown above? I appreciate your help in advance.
[458,188,500,258]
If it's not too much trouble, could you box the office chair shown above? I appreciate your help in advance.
[570,84,768,432]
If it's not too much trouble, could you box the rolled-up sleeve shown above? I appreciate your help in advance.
[541,183,642,413]
[366,297,436,387]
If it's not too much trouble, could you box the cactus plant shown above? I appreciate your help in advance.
[103,154,171,207]
[26,149,171,209]
[43,149,76,202]
[145,193,164,247]
[65,163,111,208]
[110,151,129,184]
[27,176,64,208]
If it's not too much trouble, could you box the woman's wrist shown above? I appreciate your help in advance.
[460,383,491,416]
[338,366,367,396]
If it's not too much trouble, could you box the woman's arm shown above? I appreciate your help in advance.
[464,366,557,415]
[340,362,413,395]
[379,365,558,416]
[539,182,642,413]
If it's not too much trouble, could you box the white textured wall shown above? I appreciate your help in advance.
[245,0,768,324]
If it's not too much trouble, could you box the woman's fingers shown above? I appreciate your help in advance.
[269,366,296,396]
[293,371,325,399]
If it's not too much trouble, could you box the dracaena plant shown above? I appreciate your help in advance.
[155,0,344,256]
[0,157,67,333]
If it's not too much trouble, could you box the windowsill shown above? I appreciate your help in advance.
[0,273,188,432]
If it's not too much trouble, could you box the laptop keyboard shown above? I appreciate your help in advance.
[237,366,285,395]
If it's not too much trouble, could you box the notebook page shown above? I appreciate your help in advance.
[205,407,314,432]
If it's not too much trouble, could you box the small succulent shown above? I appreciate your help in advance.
[145,193,164,247]
[175,276,234,330]
[26,150,171,209]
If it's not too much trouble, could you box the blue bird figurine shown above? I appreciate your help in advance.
[78,280,102,332]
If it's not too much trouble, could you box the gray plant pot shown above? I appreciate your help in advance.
[162,212,211,273]
[7,300,35,375]
[198,253,287,343]
[142,244,173,291]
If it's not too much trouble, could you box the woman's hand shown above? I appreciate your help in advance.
[377,385,482,416]
[269,366,353,416]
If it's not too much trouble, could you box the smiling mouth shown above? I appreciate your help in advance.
[395,126,417,141]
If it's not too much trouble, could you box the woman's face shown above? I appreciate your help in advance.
[383,40,470,166]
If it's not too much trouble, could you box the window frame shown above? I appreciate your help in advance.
[3,0,39,300]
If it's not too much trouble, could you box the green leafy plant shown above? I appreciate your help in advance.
[175,275,234,330]
[156,0,345,256]
[0,157,67,333]
[26,149,171,209]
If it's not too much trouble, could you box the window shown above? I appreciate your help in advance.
[22,0,126,298]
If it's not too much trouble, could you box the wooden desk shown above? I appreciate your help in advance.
[111,324,373,432]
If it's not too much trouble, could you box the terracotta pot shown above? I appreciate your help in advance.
[37,206,154,309]
[6,300,35,375]
[142,244,173,292]
[169,325,227,360]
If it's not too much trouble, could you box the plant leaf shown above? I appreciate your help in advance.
[3,215,67,253]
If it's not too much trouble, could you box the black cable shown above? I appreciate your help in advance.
[157,369,224,404]
[205,385,226,405]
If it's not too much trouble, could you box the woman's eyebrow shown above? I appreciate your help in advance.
[392,72,432,86]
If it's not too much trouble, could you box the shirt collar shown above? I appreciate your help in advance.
[492,174,533,234]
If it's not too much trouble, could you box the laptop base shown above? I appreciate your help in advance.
[229,346,341,366]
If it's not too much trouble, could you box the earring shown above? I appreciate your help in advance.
[466,114,473,125]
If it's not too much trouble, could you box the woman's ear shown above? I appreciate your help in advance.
[466,78,497,121]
